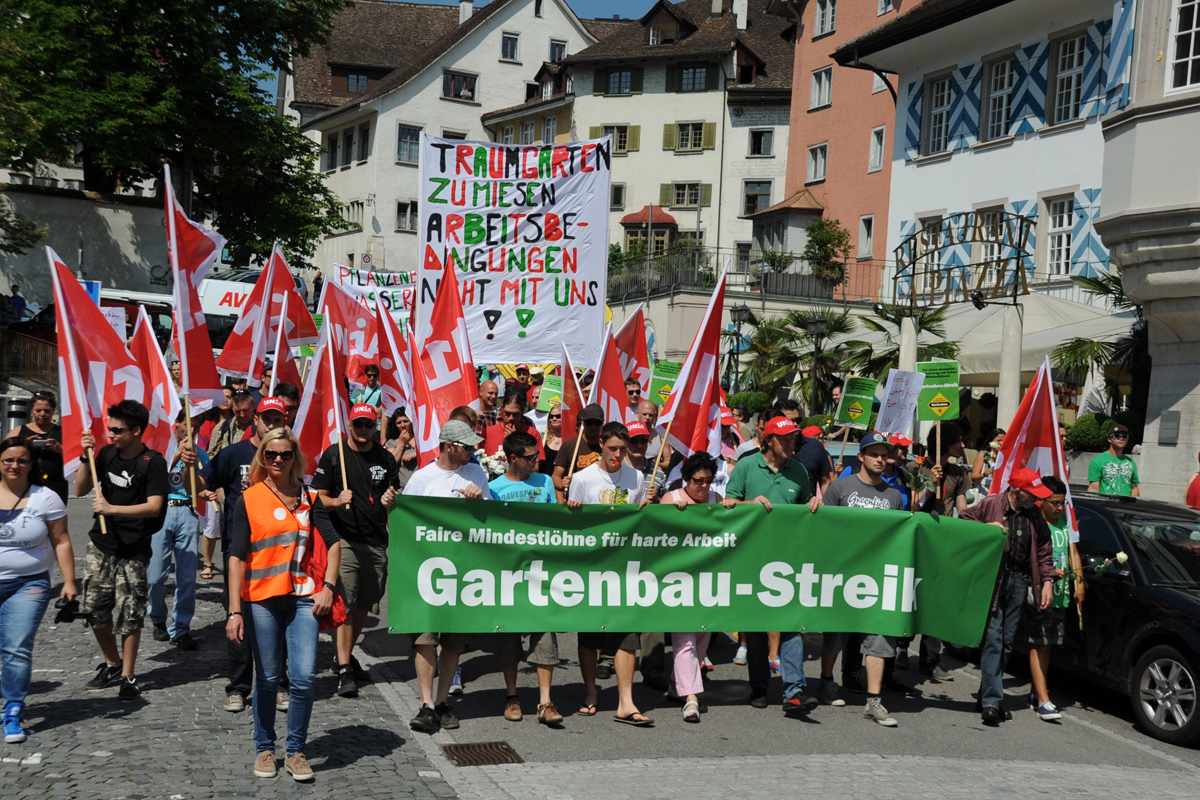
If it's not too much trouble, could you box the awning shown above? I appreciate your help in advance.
[620,205,677,226]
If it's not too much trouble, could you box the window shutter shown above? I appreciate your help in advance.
[665,65,681,93]
[631,68,644,93]
[593,69,605,95]
[702,122,717,149]
[705,65,720,91]
[662,124,677,150]
[626,125,641,151]
[589,125,602,139]
[660,184,673,206]
[701,184,713,207]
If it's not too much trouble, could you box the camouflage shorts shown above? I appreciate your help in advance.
[80,543,149,635]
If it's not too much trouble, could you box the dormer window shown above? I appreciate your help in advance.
[646,20,678,45]
[542,81,553,100]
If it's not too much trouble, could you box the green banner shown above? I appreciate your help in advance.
[387,497,1003,642]
[917,360,960,421]
[649,360,682,405]
[834,377,878,430]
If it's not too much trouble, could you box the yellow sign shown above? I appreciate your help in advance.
[847,400,865,420]
[927,392,953,417]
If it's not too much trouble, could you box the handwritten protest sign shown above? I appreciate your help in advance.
[917,360,960,421]
[417,134,611,366]
[876,369,925,437]
[834,376,878,431]
[333,265,415,328]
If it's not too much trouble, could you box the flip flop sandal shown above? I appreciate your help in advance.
[200,564,214,580]
[577,703,597,716]
[613,712,653,726]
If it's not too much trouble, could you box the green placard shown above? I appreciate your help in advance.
[387,497,1003,640]
[538,374,563,411]
[649,359,683,404]
[299,314,324,357]
[834,376,878,430]
[917,360,960,421]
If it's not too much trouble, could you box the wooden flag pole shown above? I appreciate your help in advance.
[182,393,198,510]
[835,427,851,474]
[935,420,943,500]
[649,418,674,491]
[86,445,108,534]
[328,337,350,508]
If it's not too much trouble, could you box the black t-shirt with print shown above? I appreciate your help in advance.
[311,442,399,544]
[90,444,170,560]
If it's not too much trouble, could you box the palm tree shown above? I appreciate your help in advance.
[841,304,960,379]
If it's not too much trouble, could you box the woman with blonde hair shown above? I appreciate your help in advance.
[225,428,341,781]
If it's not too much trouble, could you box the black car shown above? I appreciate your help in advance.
[1055,493,1200,746]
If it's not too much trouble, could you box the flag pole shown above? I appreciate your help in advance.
[164,164,199,509]
[649,418,674,490]
[270,292,288,396]
[836,427,851,474]
[935,420,942,500]
[328,332,350,504]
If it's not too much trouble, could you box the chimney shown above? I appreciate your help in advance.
[459,0,473,24]
[734,0,748,29]
[711,0,722,17]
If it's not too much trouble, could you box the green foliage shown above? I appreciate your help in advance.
[727,391,770,415]
[762,249,794,274]
[801,217,852,284]
[802,414,834,430]
[733,306,858,410]
[0,0,354,262]
[842,304,960,380]
[608,243,625,271]
[0,196,45,254]
[1065,413,1112,453]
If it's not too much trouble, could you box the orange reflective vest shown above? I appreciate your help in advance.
[241,481,319,602]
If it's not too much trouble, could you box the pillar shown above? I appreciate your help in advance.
[997,304,1023,428]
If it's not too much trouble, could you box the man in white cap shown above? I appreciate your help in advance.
[402,419,491,734]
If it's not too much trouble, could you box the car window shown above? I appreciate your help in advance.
[1113,512,1200,588]
[1075,505,1124,559]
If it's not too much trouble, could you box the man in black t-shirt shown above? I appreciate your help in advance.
[75,400,170,701]
[313,403,399,697]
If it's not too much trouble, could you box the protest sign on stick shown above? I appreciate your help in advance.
[876,369,925,439]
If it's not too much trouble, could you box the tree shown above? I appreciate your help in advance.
[801,217,852,285]
[0,0,353,262]
[842,304,960,379]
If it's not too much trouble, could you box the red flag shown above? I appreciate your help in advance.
[658,271,727,458]
[416,266,477,421]
[216,253,274,383]
[263,245,318,346]
[588,327,638,426]
[48,248,146,477]
[321,282,379,386]
[268,292,304,393]
[292,324,351,478]
[376,296,414,416]
[128,307,182,460]
[614,305,652,395]
[559,342,586,437]
[164,163,226,412]
[408,331,443,468]
[990,356,1078,537]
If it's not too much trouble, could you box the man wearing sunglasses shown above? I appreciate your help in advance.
[353,364,383,410]
[313,404,399,698]
[1087,422,1140,497]
[482,390,544,460]
[551,403,605,503]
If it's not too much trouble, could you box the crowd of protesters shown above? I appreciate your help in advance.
[0,365,1146,777]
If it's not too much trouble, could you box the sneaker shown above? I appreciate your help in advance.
[224,693,246,713]
[749,688,769,709]
[253,751,277,778]
[769,657,781,676]
[817,678,847,707]
[118,676,140,701]
[595,662,614,680]
[276,691,290,712]
[783,694,818,716]
[284,752,314,782]
[410,703,439,733]
[1036,701,1062,721]
[863,696,898,727]
[448,667,463,696]
[733,645,748,666]
[350,655,371,683]
[152,622,170,642]
[85,662,122,690]
[701,657,714,673]
[435,701,460,730]
[921,663,954,681]
[3,703,26,743]
[170,632,197,651]
[336,666,358,698]
[504,695,523,721]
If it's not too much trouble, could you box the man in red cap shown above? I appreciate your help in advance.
[514,364,532,389]
[961,467,1056,726]
[312,403,400,698]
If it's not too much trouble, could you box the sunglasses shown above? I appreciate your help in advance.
[689,475,713,485]
[548,414,561,420]
[511,452,539,462]
[583,419,603,426]
[263,450,295,462]
[352,420,377,430]
[1110,432,1130,439]
[108,426,131,435]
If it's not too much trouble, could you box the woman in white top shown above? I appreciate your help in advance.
[0,438,76,743]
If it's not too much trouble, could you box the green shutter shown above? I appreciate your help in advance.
[626,125,640,151]
[631,68,644,94]
[660,184,673,206]
[593,69,605,95]
[701,183,713,207]
[589,125,602,139]
[702,122,717,149]
[662,124,677,150]
[705,64,720,91]
[665,65,681,93]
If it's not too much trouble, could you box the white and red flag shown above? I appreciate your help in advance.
[990,355,1078,536]
[415,265,477,422]
[268,292,304,394]
[559,342,587,437]
[657,269,727,458]
[408,331,443,468]
[614,305,652,396]
[320,282,379,387]
[164,163,226,411]
[587,326,638,426]
[292,324,351,479]
[262,245,318,346]
[376,296,414,416]
[48,248,146,478]
[128,307,182,461]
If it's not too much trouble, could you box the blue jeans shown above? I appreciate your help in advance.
[248,595,318,755]
[979,572,1028,709]
[778,632,808,700]
[147,505,199,638]
[0,572,51,704]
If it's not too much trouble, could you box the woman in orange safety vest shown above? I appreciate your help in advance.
[225,428,340,782]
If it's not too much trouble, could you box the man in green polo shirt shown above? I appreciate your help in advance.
[724,416,820,713]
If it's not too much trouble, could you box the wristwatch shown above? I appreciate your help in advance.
[323,581,336,593]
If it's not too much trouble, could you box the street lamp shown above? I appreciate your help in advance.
[806,315,828,416]
[731,303,750,395]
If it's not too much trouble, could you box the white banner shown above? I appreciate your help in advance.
[876,369,925,438]
[416,134,610,366]
[333,264,415,328]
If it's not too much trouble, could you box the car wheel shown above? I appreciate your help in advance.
[1131,644,1200,746]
